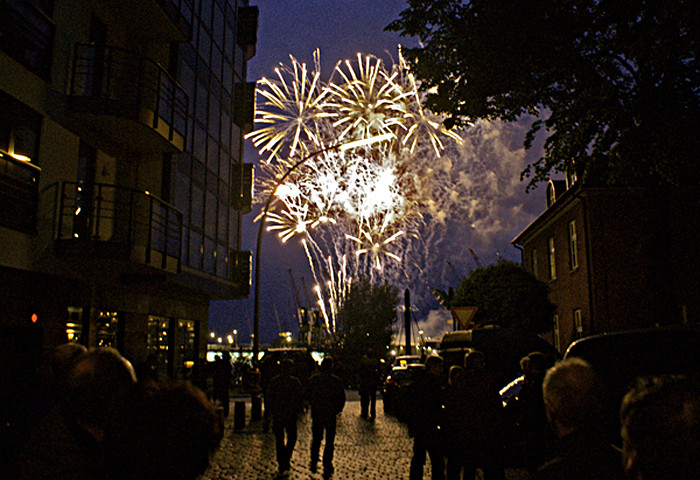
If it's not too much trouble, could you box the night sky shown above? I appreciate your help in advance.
[209,0,548,346]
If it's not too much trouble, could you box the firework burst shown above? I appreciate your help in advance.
[247,48,463,333]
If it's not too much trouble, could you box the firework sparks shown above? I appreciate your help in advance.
[248,48,464,333]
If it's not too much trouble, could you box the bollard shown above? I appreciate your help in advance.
[251,394,262,421]
[234,400,245,430]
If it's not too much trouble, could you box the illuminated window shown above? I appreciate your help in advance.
[147,316,170,375]
[66,306,84,344]
[568,220,579,270]
[96,311,120,348]
[548,236,556,280]
[574,309,583,339]
[553,314,560,352]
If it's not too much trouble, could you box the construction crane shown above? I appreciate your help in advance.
[468,248,483,269]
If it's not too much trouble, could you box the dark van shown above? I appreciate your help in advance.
[439,325,558,386]
[563,325,700,444]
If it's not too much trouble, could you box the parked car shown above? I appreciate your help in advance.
[439,325,558,387]
[382,363,424,414]
[563,324,700,445]
[392,354,422,367]
[499,374,524,407]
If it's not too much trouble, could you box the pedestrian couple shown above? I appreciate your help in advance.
[266,356,345,479]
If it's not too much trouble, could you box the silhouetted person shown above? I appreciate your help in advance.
[16,347,137,480]
[260,353,281,432]
[508,351,556,472]
[212,354,232,417]
[406,354,447,480]
[620,374,700,479]
[534,357,624,480]
[266,359,304,476]
[307,356,346,479]
[105,380,223,480]
[445,364,472,480]
[358,349,381,419]
[459,350,505,480]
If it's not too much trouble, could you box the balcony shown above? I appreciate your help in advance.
[101,0,193,43]
[69,44,188,153]
[0,154,40,234]
[39,181,182,276]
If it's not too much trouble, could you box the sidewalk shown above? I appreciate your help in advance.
[202,392,529,480]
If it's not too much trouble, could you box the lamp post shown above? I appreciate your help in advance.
[252,134,393,364]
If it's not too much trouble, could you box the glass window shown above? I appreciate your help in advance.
[553,315,560,352]
[147,316,170,377]
[548,236,556,280]
[217,199,227,241]
[192,159,205,186]
[200,0,213,32]
[205,190,217,238]
[0,0,55,79]
[574,309,583,339]
[531,248,538,280]
[219,148,230,183]
[174,170,190,225]
[181,226,190,264]
[96,311,120,349]
[195,83,209,124]
[203,237,215,274]
[216,243,227,278]
[568,220,579,270]
[189,230,203,268]
[191,184,204,228]
[0,91,42,164]
[177,320,197,379]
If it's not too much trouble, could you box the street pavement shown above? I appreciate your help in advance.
[201,391,529,480]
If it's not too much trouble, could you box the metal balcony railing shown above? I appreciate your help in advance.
[45,181,182,272]
[70,43,188,151]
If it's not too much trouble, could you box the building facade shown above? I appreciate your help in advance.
[0,0,256,385]
[513,179,700,353]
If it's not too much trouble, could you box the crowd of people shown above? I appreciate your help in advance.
[10,346,223,480]
[9,343,698,480]
[395,349,699,480]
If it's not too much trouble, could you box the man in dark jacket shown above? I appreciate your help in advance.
[406,354,447,480]
[266,359,304,476]
[307,356,346,479]
[534,357,624,480]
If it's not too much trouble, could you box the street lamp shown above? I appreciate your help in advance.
[252,134,394,364]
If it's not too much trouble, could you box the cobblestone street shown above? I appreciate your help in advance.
[202,392,529,480]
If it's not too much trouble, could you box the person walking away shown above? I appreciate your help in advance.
[533,357,624,480]
[307,356,346,479]
[266,359,304,476]
[260,353,280,432]
[358,350,381,419]
[405,354,447,480]
[212,355,232,418]
[458,350,505,480]
[445,365,473,480]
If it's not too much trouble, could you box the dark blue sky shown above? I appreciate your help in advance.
[209,1,419,344]
[209,1,547,345]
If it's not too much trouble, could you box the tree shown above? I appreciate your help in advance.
[331,277,399,372]
[451,260,554,333]
[387,0,700,189]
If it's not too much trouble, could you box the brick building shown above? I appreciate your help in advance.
[1,0,256,385]
[512,179,700,353]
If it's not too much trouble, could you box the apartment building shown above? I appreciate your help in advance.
[513,179,700,352]
[0,0,256,383]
